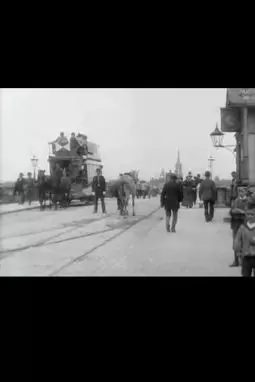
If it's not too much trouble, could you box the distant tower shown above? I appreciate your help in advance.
[175,149,183,178]
[160,168,166,179]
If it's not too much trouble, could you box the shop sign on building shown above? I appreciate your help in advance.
[226,88,255,107]
[220,107,241,132]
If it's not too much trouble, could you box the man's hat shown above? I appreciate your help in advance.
[19,172,24,176]
[27,172,32,176]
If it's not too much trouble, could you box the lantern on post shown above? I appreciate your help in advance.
[31,155,39,180]
[210,124,224,148]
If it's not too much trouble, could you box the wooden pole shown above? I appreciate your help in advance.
[242,107,249,184]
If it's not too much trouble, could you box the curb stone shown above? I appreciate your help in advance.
[0,205,40,216]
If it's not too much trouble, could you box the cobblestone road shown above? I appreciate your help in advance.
[0,197,240,276]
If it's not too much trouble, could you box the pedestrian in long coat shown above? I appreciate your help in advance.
[183,174,194,208]
[161,173,183,232]
[26,172,34,205]
[199,171,217,222]
[13,173,25,204]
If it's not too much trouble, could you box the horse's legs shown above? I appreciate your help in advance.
[39,192,44,211]
[132,195,135,216]
[49,192,52,209]
[53,194,57,210]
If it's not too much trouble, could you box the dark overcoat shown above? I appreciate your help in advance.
[161,180,183,211]
[183,179,194,205]
[199,179,217,201]
[92,175,106,195]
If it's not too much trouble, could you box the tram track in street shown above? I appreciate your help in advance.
[49,206,160,276]
[0,215,111,259]
[0,208,159,259]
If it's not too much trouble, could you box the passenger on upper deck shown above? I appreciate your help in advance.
[76,133,88,156]
[70,132,79,152]
[49,132,69,148]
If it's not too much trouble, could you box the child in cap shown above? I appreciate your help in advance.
[229,187,248,267]
[233,195,255,277]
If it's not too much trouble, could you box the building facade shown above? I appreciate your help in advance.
[221,89,255,190]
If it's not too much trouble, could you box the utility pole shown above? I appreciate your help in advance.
[208,156,215,179]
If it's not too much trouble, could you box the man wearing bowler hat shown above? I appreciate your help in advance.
[14,173,25,204]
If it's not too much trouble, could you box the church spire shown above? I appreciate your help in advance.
[175,149,183,178]
[177,149,180,164]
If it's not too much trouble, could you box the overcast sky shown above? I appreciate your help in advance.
[1,88,236,181]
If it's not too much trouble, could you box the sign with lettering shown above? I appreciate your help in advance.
[227,88,255,107]
[220,107,241,132]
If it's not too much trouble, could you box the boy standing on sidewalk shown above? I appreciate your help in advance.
[234,196,255,277]
[229,187,248,267]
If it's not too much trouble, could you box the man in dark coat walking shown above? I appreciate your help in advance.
[92,168,106,214]
[161,173,183,232]
[199,171,217,222]
[26,172,34,205]
[13,173,25,204]
[183,173,195,208]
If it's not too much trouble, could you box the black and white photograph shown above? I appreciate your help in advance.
[1,88,255,277]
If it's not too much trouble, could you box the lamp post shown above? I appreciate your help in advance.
[208,156,215,179]
[210,123,236,156]
[31,155,38,180]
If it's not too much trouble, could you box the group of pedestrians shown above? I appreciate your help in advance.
[160,171,217,233]
[13,172,35,205]
[182,172,202,208]
[161,169,255,277]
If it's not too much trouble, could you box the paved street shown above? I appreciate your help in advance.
[0,201,40,215]
[0,197,240,276]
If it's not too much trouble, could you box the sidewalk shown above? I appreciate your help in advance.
[0,202,40,215]
[0,198,103,216]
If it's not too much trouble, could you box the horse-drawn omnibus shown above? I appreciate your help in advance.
[48,135,102,204]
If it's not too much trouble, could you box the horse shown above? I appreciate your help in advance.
[37,170,71,210]
[37,170,53,210]
[58,172,72,208]
[115,172,138,217]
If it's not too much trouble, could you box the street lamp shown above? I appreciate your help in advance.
[210,123,236,156]
[31,155,38,179]
[208,156,215,179]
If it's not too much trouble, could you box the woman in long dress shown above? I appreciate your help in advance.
[183,175,194,208]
